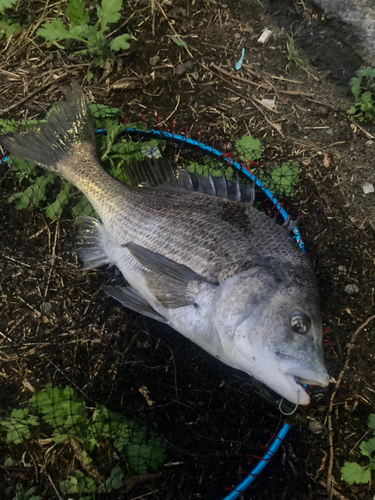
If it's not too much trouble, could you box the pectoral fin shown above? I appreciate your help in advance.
[123,243,218,309]
[102,285,168,323]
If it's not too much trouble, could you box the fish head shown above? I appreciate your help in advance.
[214,262,329,405]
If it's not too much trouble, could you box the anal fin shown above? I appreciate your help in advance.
[76,215,110,270]
[102,285,168,323]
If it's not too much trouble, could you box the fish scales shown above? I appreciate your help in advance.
[1,82,329,405]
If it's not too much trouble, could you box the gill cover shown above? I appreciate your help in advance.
[215,257,291,341]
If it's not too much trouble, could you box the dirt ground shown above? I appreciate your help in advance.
[1,0,375,499]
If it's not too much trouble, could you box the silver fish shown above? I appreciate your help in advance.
[1,83,329,405]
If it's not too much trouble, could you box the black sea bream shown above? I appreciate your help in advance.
[1,83,329,404]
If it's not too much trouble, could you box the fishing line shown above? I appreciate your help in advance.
[279,398,299,416]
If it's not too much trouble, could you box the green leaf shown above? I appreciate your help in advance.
[104,466,124,493]
[186,155,229,178]
[8,172,56,210]
[97,0,122,33]
[360,437,375,458]
[44,182,74,219]
[88,103,124,120]
[0,118,18,133]
[0,0,17,9]
[347,106,357,116]
[368,414,375,432]
[87,68,93,83]
[71,197,96,217]
[30,384,87,430]
[172,36,188,50]
[60,476,78,495]
[60,470,96,496]
[7,156,36,178]
[109,33,135,52]
[0,17,20,39]
[66,0,89,26]
[37,19,71,42]
[260,162,300,198]
[127,439,166,475]
[0,408,39,444]
[235,134,263,162]
[341,461,371,484]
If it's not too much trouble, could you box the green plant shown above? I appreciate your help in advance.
[7,483,41,500]
[234,134,264,162]
[3,104,162,219]
[341,413,375,484]
[0,384,166,499]
[37,0,135,68]
[347,67,375,122]
[260,161,300,198]
[0,0,20,40]
[187,156,233,179]
[0,409,39,445]
[286,36,302,66]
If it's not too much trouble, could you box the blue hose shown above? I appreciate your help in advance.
[221,422,291,500]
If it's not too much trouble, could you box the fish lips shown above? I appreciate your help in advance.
[278,354,330,403]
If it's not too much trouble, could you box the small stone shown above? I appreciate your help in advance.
[362,182,374,194]
[365,140,374,146]
[262,98,275,109]
[308,418,324,434]
[345,284,359,294]
[338,265,347,275]
[40,301,54,313]
[149,55,160,66]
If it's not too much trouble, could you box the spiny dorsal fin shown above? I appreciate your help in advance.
[125,157,255,206]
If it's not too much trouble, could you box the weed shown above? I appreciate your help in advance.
[37,0,135,68]
[0,384,166,499]
[287,36,302,66]
[0,0,20,39]
[347,67,375,122]
[235,134,264,162]
[171,36,188,50]
[2,104,162,219]
[260,162,300,198]
[7,483,41,500]
[341,413,375,484]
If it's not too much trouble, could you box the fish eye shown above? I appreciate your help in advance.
[290,310,311,334]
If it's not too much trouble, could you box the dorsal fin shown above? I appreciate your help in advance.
[125,158,255,206]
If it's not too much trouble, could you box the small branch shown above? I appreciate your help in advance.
[160,94,180,125]
[208,63,314,97]
[0,73,70,116]
[155,0,193,58]
[326,315,375,498]
[249,98,285,138]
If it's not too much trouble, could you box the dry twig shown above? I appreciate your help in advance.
[326,315,375,498]
[0,73,70,116]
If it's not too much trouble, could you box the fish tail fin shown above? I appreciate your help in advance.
[1,82,97,176]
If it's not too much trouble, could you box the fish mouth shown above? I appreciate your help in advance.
[278,354,330,403]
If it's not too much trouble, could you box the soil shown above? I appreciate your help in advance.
[1,0,375,499]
